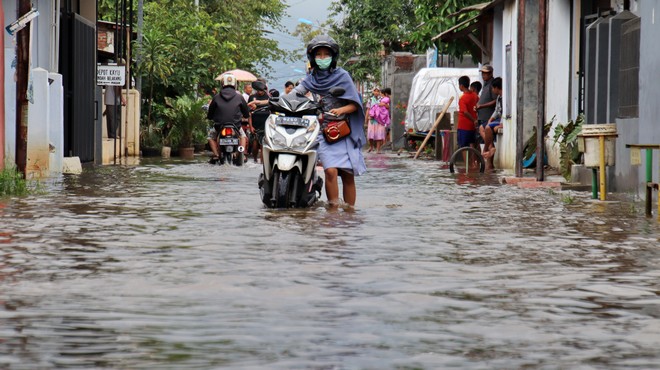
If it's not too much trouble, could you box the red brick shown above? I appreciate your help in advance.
[502,177,537,185]
[517,181,562,189]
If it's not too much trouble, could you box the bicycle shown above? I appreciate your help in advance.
[449,146,485,173]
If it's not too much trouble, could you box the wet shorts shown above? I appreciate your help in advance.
[457,129,476,148]
[208,127,246,140]
[488,120,501,131]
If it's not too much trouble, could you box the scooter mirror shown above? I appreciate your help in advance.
[329,87,345,97]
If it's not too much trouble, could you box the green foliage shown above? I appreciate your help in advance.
[552,114,584,181]
[120,0,289,151]
[329,0,419,83]
[326,0,487,83]
[523,116,555,161]
[98,0,134,22]
[292,23,328,47]
[409,0,484,57]
[164,94,207,148]
[0,164,29,197]
[134,27,175,130]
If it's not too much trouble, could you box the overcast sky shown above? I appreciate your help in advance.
[264,0,334,92]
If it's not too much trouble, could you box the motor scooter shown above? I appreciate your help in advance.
[213,121,244,166]
[258,87,348,208]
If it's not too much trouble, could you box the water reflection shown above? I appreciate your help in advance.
[0,153,658,368]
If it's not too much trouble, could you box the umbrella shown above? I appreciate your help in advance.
[215,69,258,82]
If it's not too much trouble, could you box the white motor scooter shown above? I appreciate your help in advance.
[258,91,327,208]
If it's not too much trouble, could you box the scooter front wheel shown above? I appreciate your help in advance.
[273,169,300,208]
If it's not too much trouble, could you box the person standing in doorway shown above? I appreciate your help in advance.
[104,86,126,139]
[475,64,496,149]
[104,73,127,139]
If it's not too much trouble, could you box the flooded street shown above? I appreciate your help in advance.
[1,153,659,369]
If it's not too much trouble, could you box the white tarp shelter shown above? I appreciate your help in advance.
[404,68,480,132]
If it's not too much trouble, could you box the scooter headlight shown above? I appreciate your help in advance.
[270,130,287,148]
[290,133,310,150]
[306,119,318,133]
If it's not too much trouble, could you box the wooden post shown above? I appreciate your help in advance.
[413,96,454,160]
[15,0,32,176]
[434,123,441,160]
[599,135,606,201]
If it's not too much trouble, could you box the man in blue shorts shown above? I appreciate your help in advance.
[480,77,503,169]
[457,75,479,149]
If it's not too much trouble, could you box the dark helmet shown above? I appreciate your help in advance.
[306,35,340,70]
[251,80,267,92]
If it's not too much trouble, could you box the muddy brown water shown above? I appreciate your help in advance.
[0,153,658,369]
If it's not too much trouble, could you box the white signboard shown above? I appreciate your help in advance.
[426,47,438,68]
[97,64,125,86]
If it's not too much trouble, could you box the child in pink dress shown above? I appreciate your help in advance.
[367,88,384,152]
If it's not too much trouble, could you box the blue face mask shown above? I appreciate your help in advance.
[315,58,332,70]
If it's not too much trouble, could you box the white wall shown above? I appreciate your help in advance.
[546,0,571,126]
[33,0,55,70]
[4,2,17,163]
[545,0,573,169]
[4,1,62,171]
[495,1,518,170]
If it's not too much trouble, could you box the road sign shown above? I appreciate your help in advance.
[6,9,40,36]
[97,64,125,86]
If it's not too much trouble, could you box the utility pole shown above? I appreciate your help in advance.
[136,0,143,93]
[16,0,32,177]
[0,2,5,170]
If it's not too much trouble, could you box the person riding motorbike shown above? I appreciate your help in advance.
[292,35,366,207]
[247,81,270,163]
[206,73,250,163]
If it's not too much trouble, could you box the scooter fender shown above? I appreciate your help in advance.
[274,153,302,173]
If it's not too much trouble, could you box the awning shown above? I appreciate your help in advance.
[431,0,504,62]
[431,14,482,42]
[447,0,504,18]
[432,0,504,42]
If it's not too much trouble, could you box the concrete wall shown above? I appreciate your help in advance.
[33,1,55,70]
[4,2,17,163]
[381,53,427,149]
[4,0,59,164]
[631,0,660,192]
[608,0,651,195]
[26,68,52,177]
[494,1,517,170]
[545,0,573,169]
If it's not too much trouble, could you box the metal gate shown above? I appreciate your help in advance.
[60,13,96,163]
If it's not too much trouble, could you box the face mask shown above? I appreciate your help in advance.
[315,58,332,70]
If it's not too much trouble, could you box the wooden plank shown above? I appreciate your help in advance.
[413,96,454,160]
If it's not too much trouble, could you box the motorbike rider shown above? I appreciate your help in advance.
[206,73,250,163]
[292,35,367,207]
[247,81,270,163]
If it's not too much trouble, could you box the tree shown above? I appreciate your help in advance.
[329,0,418,83]
[326,0,486,83]
[408,0,485,58]
[133,27,174,128]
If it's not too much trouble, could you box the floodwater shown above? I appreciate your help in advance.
[0,153,659,369]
